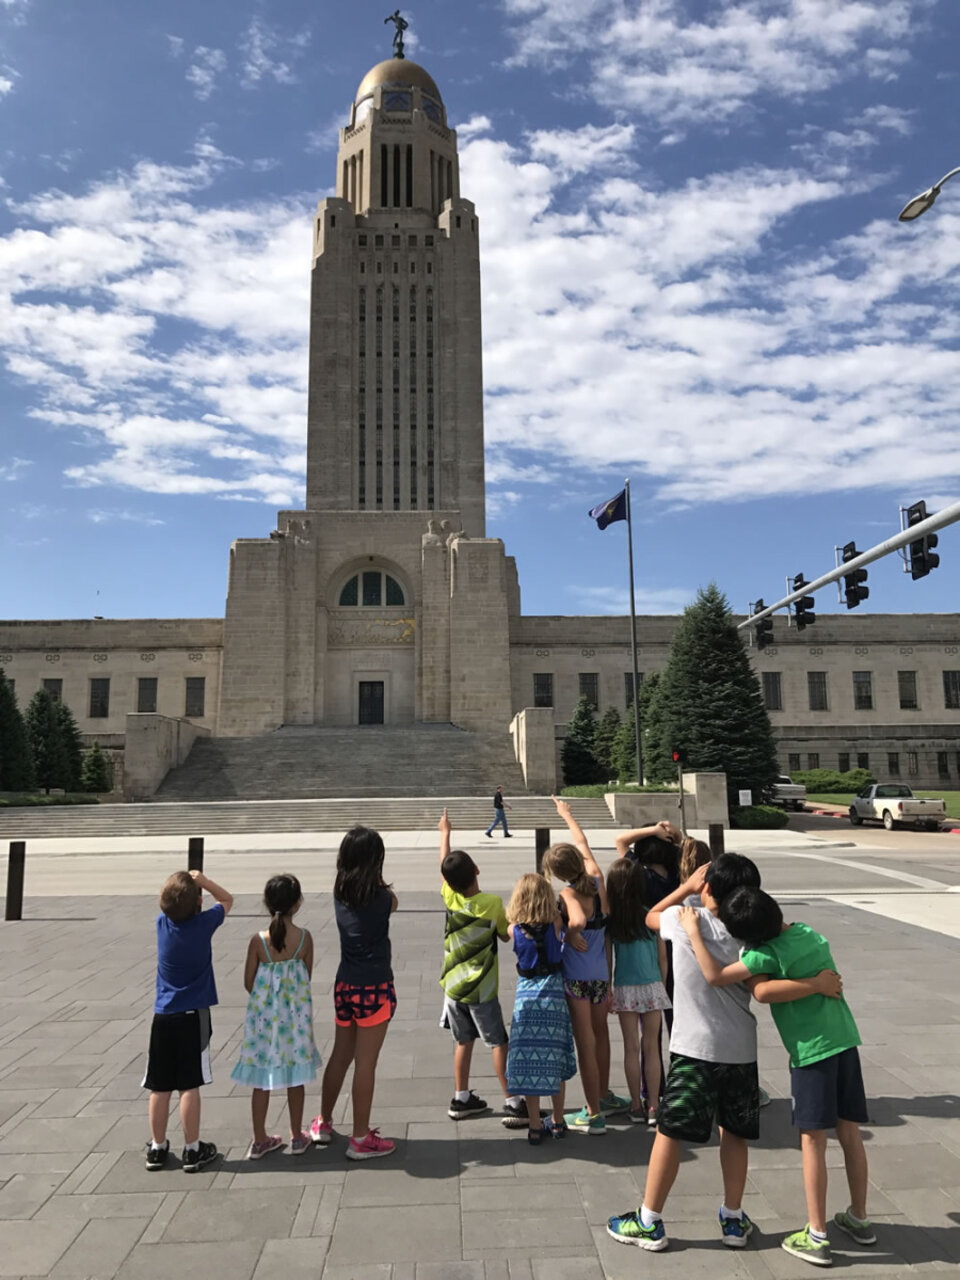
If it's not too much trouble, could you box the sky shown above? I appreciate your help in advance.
[1,0,959,623]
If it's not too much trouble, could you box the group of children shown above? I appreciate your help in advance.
[142,797,874,1267]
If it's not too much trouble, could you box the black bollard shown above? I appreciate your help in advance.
[535,827,550,874]
[708,823,725,860]
[188,837,204,873]
[5,841,25,922]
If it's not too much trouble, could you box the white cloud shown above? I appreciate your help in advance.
[87,509,165,526]
[0,72,13,97]
[186,47,227,101]
[855,103,914,135]
[166,35,184,59]
[527,123,636,176]
[239,18,310,88]
[574,585,696,615]
[0,457,30,481]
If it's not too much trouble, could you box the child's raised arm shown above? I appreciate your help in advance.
[614,820,679,858]
[438,808,451,866]
[645,863,708,933]
[242,934,262,993]
[190,870,234,916]
[677,905,751,985]
[551,795,600,877]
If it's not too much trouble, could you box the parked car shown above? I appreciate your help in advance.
[768,775,807,811]
[849,784,945,831]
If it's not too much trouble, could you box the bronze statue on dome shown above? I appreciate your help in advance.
[384,10,408,59]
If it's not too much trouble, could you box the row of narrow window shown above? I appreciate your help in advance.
[18,676,205,719]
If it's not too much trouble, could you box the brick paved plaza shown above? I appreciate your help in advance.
[0,828,957,1278]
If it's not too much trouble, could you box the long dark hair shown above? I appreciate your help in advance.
[632,834,680,881]
[334,826,388,908]
[606,857,653,943]
[264,873,301,953]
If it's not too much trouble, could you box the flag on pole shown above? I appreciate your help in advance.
[588,489,627,530]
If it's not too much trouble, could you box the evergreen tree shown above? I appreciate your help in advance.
[81,740,113,793]
[593,706,621,780]
[56,700,84,792]
[0,670,34,792]
[651,583,779,803]
[25,690,71,793]
[561,696,603,785]
[638,671,669,783]
[611,711,636,783]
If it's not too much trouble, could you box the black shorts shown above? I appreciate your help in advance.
[791,1046,868,1130]
[141,1008,213,1093]
[658,1053,759,1144]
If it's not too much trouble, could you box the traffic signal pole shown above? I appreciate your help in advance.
[738,498,960,630]
[625,479,644,785]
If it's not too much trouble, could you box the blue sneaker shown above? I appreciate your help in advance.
[719,1209,755,1248]
[607,1210,668,1251]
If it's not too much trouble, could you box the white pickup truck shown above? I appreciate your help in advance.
[849,784,945,831]
[769,775,807,811]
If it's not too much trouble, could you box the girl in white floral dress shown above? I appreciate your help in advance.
[231,874,322,1158]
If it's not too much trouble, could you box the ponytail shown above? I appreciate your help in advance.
[541,843,594,898]
[262,873,302,954]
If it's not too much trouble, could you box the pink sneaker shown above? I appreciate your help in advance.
[289,1131,311,1155]
[346,1128,395,1161]
[247,1135,283,1160]
[309,1116,333,1146]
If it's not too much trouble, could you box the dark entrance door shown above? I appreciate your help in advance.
[358,681,385,725]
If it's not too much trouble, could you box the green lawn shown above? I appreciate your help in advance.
[806,790,960,820]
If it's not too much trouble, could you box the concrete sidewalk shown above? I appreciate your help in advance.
[0,869,957,1277]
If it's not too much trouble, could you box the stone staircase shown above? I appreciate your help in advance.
[0,795,616,838]
[154,725,528,801]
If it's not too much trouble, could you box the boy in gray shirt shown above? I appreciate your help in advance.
[607,853,825,1254]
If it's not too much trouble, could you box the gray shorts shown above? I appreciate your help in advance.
[441,996,508,1047]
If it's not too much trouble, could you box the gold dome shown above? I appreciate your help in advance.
[356,58,442,103]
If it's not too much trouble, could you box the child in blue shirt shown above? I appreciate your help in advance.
[142,869,232,1173]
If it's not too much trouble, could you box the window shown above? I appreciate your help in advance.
[808,671,828,711]
[579,673,599,709]
[761,671,782,711]
[42,678,62,703]
[888,752,900,777]
[137,677,157,713]
[408,235,417,247]
[944,671,960,709]
[788,753,801,773]
[185,677,206,718]
[358,234,368,247]
[807,753,820,770]
[89,678,110,718]
[425,235,434,247]
[852,671,873,711]
[938,750,950,780]
[391,234,401,247]
[838,752,850,773]
[533,673,553,708]
[857,752,869,771]
[907,751,918,776]
[375,234,384,247]
[898,670,918,709]
[338,572,405,607]
[624,671,642,708]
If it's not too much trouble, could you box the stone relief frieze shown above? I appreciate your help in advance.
[328,615,415,648]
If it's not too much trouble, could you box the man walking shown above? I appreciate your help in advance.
[485,786,513,838]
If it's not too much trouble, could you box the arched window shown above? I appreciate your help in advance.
[338,571,405,607]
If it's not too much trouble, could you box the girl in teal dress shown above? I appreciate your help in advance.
[231,874,322,1158]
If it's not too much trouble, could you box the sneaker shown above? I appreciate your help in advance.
[607,1210,668,1251]
[309,1116,334,1145]
[543,1118,567,1139]
[600,1091,631,1115]
[485,832,493,838]
[247,1135,284,1160]
[628,1105,648,1124]
[346,1128,395,1161]
[759,1086,772,1107]
[564,1106,606,1135]
[504,833,514,838]
[181,1140,218,1173]
[144,1141,169,1171]
[289,1132,312,1155]
[720,1210,755,1248]
[833,1210,876,1246]
[781,1225,833,1267]
[448,1091,490,1120]
[647,1107,659,1129]
[501,1098,529,1129]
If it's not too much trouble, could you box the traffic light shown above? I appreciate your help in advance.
[671,748,685,766]
[753,600,774,650]
[842,542,869,609]
[907,501,940,579]
[793,574,816,630]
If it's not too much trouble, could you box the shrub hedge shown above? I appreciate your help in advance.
[731,804,790,829]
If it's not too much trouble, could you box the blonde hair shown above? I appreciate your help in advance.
[506,874,556,926]
[679,837,712,881]
[540,842,594,898]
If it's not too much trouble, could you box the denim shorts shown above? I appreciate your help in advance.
[441,996,508,1047]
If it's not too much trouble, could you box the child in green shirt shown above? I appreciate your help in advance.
[678,887,874,1269]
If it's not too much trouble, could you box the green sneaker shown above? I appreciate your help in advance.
[563,1106,606,1135]
[599,1091,631,1115]
[607,1210,668,1251]
[781,1225,833,1267]
[833,1210,876,1246]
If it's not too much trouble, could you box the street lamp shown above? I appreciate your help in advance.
[898,166,960,222]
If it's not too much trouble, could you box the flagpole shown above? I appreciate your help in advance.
[625,478,643,785]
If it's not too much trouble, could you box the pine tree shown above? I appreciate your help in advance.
[612,711,637,783]
[651,583,779,803]
[56,701,84,792]
[25,690,71,793]
[638,671,669,783]
[593,706,621,781]
[81,740,113,793]
[561,696,603,785]
[0,671,34,792]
